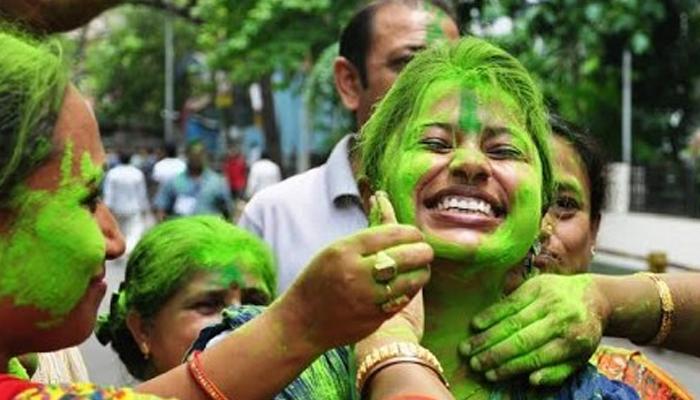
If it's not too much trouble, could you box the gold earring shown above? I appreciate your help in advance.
[141,342,150,360]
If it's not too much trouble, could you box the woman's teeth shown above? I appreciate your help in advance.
[435,196,494,216]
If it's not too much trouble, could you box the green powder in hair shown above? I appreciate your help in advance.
[123,216,276,321]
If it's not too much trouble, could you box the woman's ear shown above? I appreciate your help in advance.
[126,311,151,358]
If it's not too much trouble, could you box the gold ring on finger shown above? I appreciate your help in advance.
[380,294,411,314]
[373,250,398,283]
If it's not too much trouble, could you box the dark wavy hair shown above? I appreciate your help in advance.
[549,114,607,223]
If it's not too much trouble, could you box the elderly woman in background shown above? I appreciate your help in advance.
[96,216,275,380]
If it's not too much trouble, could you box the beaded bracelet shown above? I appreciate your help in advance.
[635,272,674,346]
[187,351,230,400]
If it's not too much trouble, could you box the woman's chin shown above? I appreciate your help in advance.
[44,280,107,348]
[426,233,481,262]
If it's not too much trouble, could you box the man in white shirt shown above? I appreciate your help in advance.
[245,152,282,199]
[239,0,459,293]
[151,143,185,187]
[103,152,150,253]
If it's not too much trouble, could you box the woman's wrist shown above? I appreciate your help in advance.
[590,275,614,332]
[267,293,327,358]
[596,274,660,342]
[366,363,452,400]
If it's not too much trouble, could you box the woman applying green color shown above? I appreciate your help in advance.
[356,37,639,399]
[0,25,432,399]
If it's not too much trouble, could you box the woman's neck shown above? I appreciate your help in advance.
[422,259,508,399]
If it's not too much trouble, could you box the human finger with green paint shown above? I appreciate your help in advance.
[283,194,433,350]
[463,274,606,386]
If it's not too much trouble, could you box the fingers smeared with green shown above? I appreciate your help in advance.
[459,274,608,385]
[366,191,432,306]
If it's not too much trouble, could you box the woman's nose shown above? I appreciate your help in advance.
[449,148,490,184]
[96,203,126,260]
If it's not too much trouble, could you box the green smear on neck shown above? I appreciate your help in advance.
[0,141,105,322]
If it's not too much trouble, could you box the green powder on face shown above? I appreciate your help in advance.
[383,78,544,272]
[0,141,105,320]
[458,90,480,134]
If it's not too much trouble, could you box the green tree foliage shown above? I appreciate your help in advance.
[78,4,198,132]
[191,0,362,83]
[465,0,700,162]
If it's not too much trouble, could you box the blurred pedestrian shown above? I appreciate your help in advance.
[103,152,150,254]
[151,142,185,188]
[223,145,247,200]
[154,140,232,220]
[245,151,281,199]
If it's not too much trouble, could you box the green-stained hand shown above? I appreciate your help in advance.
[369,190,426,342]
[282,191,433,352]
[459,274,610,386]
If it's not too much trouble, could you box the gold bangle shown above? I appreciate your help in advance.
[355,342,448,395]
[635,272,674,346]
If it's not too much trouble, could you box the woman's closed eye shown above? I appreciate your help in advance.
[552,194,581,218]
[81,187,103,213]
[487,144,524,160]
[420,137,453,153]
[190,297,227,316]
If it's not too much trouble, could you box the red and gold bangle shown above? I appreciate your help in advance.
[635,272,675,346]
[187,350,229,400]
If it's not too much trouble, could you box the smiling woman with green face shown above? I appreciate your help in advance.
[358,37,640,399]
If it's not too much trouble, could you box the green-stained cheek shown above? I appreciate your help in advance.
[387,152,542,271]
[0,143,105,320]
[385,151,431,227]
[430,176,541,269]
